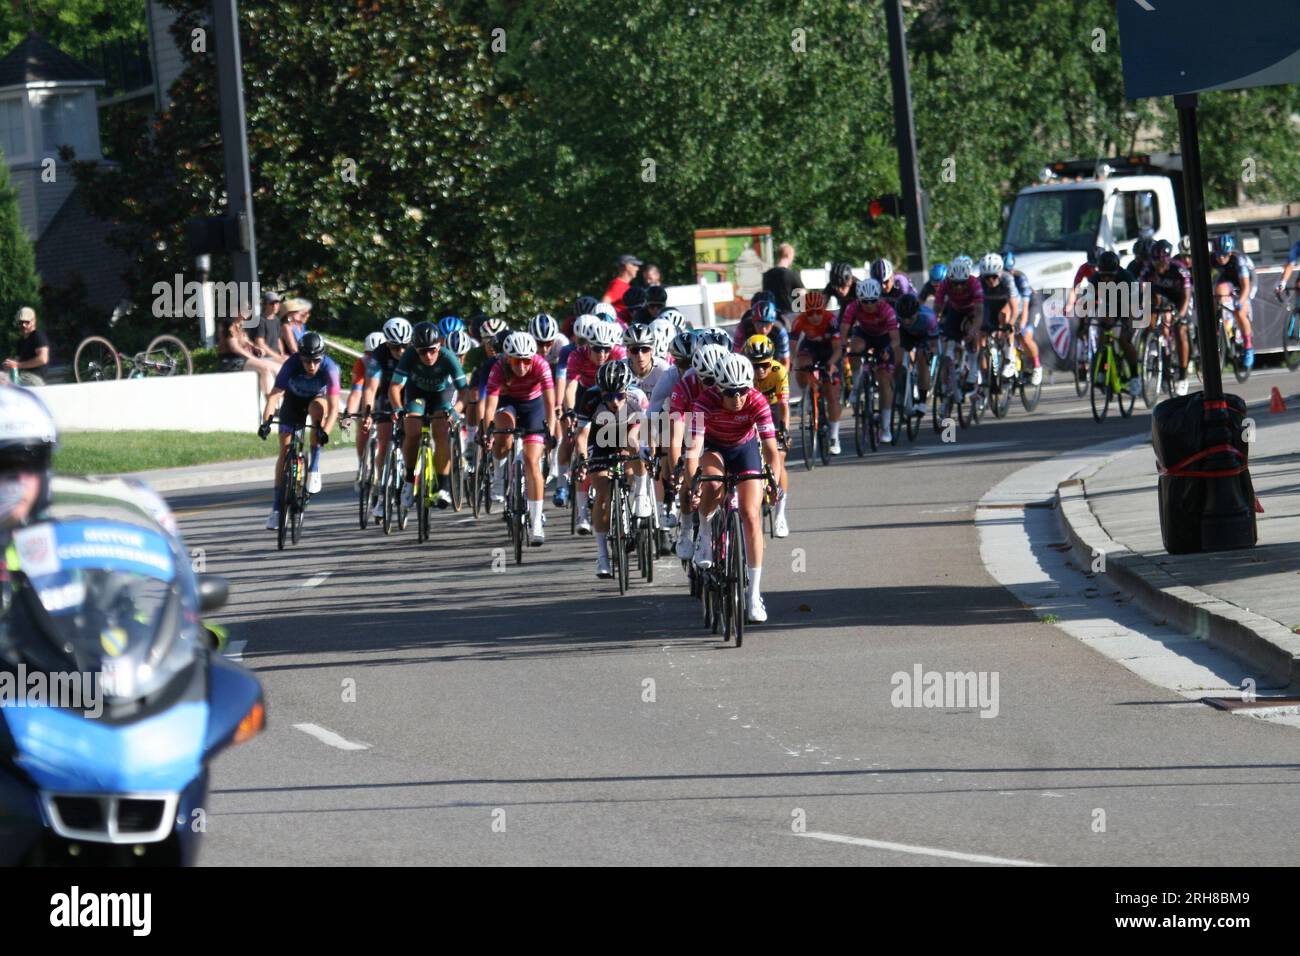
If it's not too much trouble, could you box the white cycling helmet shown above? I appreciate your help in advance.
[502,331,538,359]
[529,312,558,342]
[715,352,755,391]
[623,322,656,348]
[573,314,599,344]
[446,329,472,356]
[648,317,674,355]
[659,307,688,333]
[383,316,412,345]
[979,252,1004,277]
[590,320,621,348]
[364,331,386,353]
[692,342,729,381]
[858,277,882,302]
[669,329,695,361]
[593,302,617,320]
[949,256,974,282]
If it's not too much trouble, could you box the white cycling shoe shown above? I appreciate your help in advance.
[880,426,893,444]
[747,595,768,623]
[633,493,654,519]
[1174,377,1189,397]
[307,470,322,494]
[596,554,612,578]
[1030,366,1043,386]
[576,515,593,535]
[774,515,789,538]
[434,489,451,509]
[828,437,842,455]
[692,536,713,569]
[529,523,545,546]
[265,509,279,531]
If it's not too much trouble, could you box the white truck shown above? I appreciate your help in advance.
[1002,153,1300,365]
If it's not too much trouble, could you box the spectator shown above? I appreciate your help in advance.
[280,297,312,354]
[3,307,50,386]
[637,263,662,288]
[762,242,802,315]
[217,306,279,395]
[250,290,285,364]
[601,254,641,323]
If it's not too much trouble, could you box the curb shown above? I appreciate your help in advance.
[1056,453,1300,689]
[122,448,358,493]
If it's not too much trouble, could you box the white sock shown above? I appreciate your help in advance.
[595,532,609,562]
[775,495,787,520]
[748,565,762,601]
[493,455,508,477]
[829,420,840,440]
[697,511,715,548]
[527,499,543,526]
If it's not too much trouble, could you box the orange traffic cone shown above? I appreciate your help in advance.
[1269,387,1287,413]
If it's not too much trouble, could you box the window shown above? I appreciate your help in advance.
[1110,190,1160,243]
[0,97,26,160]
[38,92,93,158]
[1004,189,1104,253]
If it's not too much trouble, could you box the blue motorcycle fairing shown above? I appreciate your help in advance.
[203,654,264,754]
[3,699,208,793]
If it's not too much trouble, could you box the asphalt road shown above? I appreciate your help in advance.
[170,363,1300,866]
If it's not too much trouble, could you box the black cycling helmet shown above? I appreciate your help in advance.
[574,294,599,316]
[894,293,920,320]
[645,284,668,306]
[830,262,854,287]
[412,321,442,349]
[596,359,633,394]
[1151,239,1174,263]
[1133,237,1153,259]
[622,285,646,310]
[1098,250,1122,274]
[1087,246,1102,267]
[299,331,326,360]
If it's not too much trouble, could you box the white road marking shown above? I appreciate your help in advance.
[222,639,247,662]
[299,572,332,588]
[1133,0,1155,10]
[796,831,1050,867]
[293,723,370,751]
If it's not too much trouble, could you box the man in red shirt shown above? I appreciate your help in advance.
[602,254,642,323]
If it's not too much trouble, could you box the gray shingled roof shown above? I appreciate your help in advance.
[0,32,102,89]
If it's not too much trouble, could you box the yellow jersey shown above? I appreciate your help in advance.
[754,362,789,406]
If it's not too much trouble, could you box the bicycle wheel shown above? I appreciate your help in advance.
[383,451,400,535]
[1089,348,1111,423]
[1019,362,1042,412]
[643,520,656,583]
[277,466,291,551]
[934,357,951,433]
[450,439,464,512]
[1284,313,1300,371]
[610,481,626,594]
[358,446,372,531]
[817,395,831,467]
[1073,338,1088,397]
[290,453,305,545]
[889,381,903,446]
[865,387,878,452]
[905,367,920,441]
[512,467,524,566]
[74,336,121,383]
[1118,370,1136,418]
[853,389,866,456]
[728,509,747,647]
[992,365,1011,418]
[416,450,431,544]
[145,335,192,376]
[799,387,817,471]
[1141,332,1162,408]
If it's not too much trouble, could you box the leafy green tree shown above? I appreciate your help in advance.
[0,1,144,65]
[0,155,40,354]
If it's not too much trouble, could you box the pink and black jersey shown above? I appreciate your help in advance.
[670,369,706,416]
[934,276,984,315]
[690,387,775,448]
[487,354,553,401]
[563,344,628,389]
[844,299,898,338]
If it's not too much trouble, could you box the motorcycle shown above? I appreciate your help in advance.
[0,493,264,865]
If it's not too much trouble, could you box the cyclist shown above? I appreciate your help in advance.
[744,334,790,538]
[872,258,915,304]
[1125,235,1153,276]
[560,319,626,529]
[844,278,902,444]
[1212,233,1256,368]
[823,261,857,313]
[648,329,697,530]
[1088,250,1142,396]
[464,316,508,447]
[671,341,729,558]
[894,292,937,415]
[389,322,468,511]
[622,285,647,324]
[1139,239,1193,396]
[934,254,984,395]
[258,331,341,530]
[978,253,1024,385]
[687,352,779,624]
[0,385,56,535]
[1002,250,1035,331]
[482,331,556,545]
[632,285,669,325]
[572,360,649,577]
[344,331,385,486]
[438,315,466,342]
[1275,237,1300,304]
[553,314,598,508]
[918,263,947,306]
[1174,235,1194,272]
[359,317,412,519]
[564,294,600,340]
[733,294,791,366]
[623,322,669,522]
[789,289,843,447]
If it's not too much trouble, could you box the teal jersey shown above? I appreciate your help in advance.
[391,347,468,393]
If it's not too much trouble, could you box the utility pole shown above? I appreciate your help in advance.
[883,0,927,273]
[211,0,259,313]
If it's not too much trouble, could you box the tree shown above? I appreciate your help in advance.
[0,1,144,65]
[72,0,523,333]
[0,154,40,354]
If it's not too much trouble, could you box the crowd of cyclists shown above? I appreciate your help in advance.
[253,232,1266,626]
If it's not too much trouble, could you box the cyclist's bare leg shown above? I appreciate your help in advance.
[739,477,764,570]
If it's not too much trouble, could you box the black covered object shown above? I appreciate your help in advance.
[1151,391,1256,554]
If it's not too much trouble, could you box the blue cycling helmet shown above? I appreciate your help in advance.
[438,315,465,338]
[751,299,777,325]
[1002,250,1016,270]
[1213,233,1235,256]
[929,263,949,283]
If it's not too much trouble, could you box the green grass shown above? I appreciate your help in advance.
[1039,613,1060,625]
[54,431,282,476]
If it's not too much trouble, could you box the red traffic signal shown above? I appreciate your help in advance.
[867,194,903,221]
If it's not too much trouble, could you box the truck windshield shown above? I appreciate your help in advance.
[1004,188,1104,253]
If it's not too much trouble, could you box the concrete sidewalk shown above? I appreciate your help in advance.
[121,447,358,493]
[1059,408,1300,687]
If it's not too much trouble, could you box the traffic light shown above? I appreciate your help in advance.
[187,213,252,255]
[867,193,903,221]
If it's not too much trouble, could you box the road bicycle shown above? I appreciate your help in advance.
[380,414,409,534]
[796,361,832,470]
[411,411,443,544]
[483,426,532,565]
[851,347,884,454]
[585,452,643,594]
[266,416,319,551]
[1217,298,1251,384]
[935,336,977,430]
[692,469,775,647]
[1088,323,1137,422]
[1072,321,1095,398]
[1275,286,1300,371]
[761,430,787,537]
[343,409,376,530]
[74,334,192,383]
[436,407,469,513]
[985,322,1042,417]
[1139,307,1181,407]
[894,343,930,442]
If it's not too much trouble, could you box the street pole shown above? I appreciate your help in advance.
[883,0,927,274]
[211,0,259,314]
[1174,93,1221,401]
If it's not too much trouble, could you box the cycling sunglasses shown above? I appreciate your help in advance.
[418,346,440,354]
[629,345,654,354]
[753,362,772,372]
[721,386,747,398]
[602,391,626,401]
[589,344,612,353]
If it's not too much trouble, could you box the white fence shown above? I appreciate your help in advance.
[38,370,263,433]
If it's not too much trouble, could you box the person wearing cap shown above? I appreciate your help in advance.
[250,291,286,364]
[279,297,312,355]
[602,255,642,324]
[4,308,50,386]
